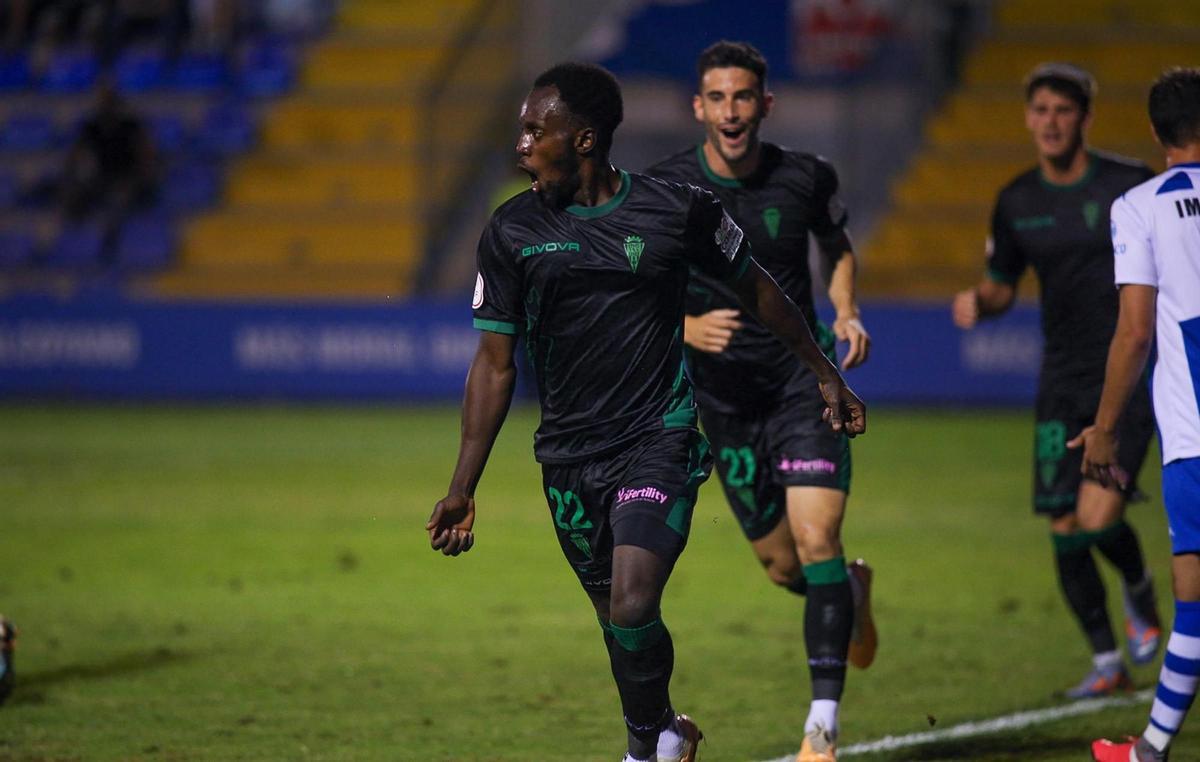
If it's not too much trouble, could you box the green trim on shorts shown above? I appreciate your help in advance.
[609,618,666,651]
[1036,493,1077,510]
[1052,531,1094,554]
[837,437,852,493]
[803,556,849,585]
[666,435,711,537]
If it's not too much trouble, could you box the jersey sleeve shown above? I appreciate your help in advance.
[471,216,524,334]
[985,195,1025,285]
[686,188,752,282]
[1111,193,1157,287]
[809,157,853,262]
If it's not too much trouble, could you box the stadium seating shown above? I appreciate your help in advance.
[140,0,518,301]
[860,2,1188,298]
[0,5,325,285]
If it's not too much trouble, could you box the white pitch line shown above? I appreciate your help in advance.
[756,688,1153,761]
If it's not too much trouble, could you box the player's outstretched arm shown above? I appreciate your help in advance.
[1067,284,1157,490]
[824,249,870,369]
[952,279,1016,329]
[428,330,518,556]
[731,259,866,436]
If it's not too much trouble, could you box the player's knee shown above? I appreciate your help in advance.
[794,530,842,564]
[608,588,659,628]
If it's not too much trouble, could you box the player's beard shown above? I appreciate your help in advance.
[528,166,581,209]
[708,122,758,169]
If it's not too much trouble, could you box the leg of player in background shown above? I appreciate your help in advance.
[1077,481,1163,664]
[787,486,854,760]
[751,518,806,590]
[1051,503,1133,699]
[749,503,874,668]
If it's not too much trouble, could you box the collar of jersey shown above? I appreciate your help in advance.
[1173,162,1200,168]
[696,144,743,188]
[1037,151,1097,191]
[565,170,631,218]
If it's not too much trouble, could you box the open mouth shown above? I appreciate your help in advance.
[518,163,540,193]
[719,125,747,144]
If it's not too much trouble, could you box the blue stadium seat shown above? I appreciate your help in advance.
[0,170,17,209]
[0,113,58,152]
[41,47,100,93]
[115,213,175,271]
[194,101,255,156]
[171,51,229,91]
[150,113,189,154]
[0,230,36,268]
[161,161,221,212]
[46,224,104,268]
[0,52,32,91]
[115,46,168,93]
[237,42,295,98]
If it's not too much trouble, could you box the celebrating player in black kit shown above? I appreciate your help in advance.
[648,41,872,762]
[426,62,865,762]
[952,63,1162,699]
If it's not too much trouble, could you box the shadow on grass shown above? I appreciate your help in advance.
[870,732,1092,760]
[8,646,193,705]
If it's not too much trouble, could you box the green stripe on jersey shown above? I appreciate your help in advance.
[473,318,518,335]
[565,170,631,218]
[986,267,1018,286]
[696,144,742,188]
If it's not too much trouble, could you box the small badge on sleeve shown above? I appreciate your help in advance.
[714,211,744,262]
[472,272,485,309]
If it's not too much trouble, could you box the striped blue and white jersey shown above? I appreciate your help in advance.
[1111,162,1200,464]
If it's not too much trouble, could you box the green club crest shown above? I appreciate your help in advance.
[1082,201,1100,230]
[623,235,645,272]
[763,207,781,240]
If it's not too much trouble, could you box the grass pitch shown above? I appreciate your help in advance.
[0,404,1187,760]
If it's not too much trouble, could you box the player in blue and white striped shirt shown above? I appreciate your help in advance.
[1074,66,1200,762]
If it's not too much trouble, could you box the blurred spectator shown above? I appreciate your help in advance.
[100,0,188,62]
[189,0,238,53]
[5,1,105,61]
[60,81,159,261]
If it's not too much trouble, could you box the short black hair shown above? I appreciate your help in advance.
[1024,62,1096,113]
[533,62,623,154]
[696,40,768,91]
[1149,67,1200,148]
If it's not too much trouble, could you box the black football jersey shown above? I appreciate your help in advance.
[647,143,851,412]
[472,170,750,464]
[987,151,1154,388]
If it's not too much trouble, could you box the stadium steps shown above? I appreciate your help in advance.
[859,4,1193,299]
[141,0,518,301]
